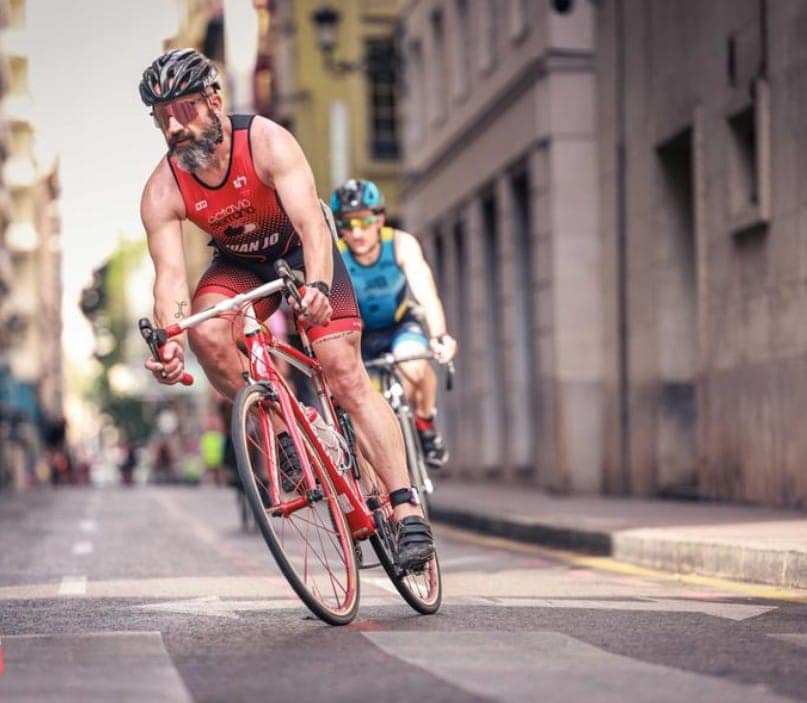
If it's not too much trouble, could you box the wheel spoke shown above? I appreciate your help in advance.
[234,385,357,623]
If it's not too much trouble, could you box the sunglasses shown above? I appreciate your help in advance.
[337,214,381,230]
[151,94,210,130]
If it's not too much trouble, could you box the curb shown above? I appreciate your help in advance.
[430,505,611,555]
[431,505,807,590]
[612,533,807,590]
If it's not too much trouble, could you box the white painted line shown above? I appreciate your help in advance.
[0,632,193,702]
[135,595,398,619]
[79,519,97,533]
[362,576,399,594]
[768,633,807,649]
[364,631,794,703]
[462,596,775,621]
[72,542,94,556]
[58,576,87,596]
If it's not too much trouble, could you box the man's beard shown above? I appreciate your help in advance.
[170,113,223,172]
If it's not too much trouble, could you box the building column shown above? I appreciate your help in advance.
[464,195,501,478]
[494,172,532,478]
[547,124,604,493]
[529,146,560,489]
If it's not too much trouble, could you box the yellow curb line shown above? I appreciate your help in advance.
[437,524,807,604]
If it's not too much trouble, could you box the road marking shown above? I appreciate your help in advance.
[463,596,774,621]
[362,576,399,594]
[79,519,97,533]
[438,525,807,603]
[767,633,807,649]
[135,595,398,619]
[57,576,87,596]
[364,631,793,703]
[72,542,94,556]
[0,632,193,702]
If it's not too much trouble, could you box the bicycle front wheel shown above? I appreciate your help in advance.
[232,383,359,625]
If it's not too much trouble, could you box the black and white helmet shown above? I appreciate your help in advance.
[139,48,219,106]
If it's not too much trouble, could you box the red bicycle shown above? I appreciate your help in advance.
[139,260,442,625]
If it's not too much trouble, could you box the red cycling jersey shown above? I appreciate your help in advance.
[172,114,361,342]
[168,114,300,262]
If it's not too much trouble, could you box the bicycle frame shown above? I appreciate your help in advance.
[159,278,380,541]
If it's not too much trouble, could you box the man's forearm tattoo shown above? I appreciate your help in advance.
[175,300,188,319]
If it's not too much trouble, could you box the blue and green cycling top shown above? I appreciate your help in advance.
[337,227,411,330]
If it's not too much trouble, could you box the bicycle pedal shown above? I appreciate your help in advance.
[359,560,382,570]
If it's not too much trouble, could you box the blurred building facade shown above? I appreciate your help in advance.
[401,0,807,508]
[0,0,63,488]
[399,1,601,492]
[267,0,404,219]
[596,0,807,507]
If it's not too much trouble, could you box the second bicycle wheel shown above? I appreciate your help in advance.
[232,383,359,625]
[368,493,442,615]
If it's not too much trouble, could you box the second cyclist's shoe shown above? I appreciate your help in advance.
[419,428,448,469]
[277,432,303,492]
[396,516,435,571]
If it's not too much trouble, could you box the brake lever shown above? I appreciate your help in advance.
[274,259,305,311]
[138,318,194,386]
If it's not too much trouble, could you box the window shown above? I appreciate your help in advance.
[430,9,448,123]
[726,78,771,233]
[405,40,425,146]
[510,0,530,42]
[479,0,498,73]
[366,39,400,160]
[453,0,471,99]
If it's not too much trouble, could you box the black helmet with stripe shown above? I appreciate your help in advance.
[139,48,220,106]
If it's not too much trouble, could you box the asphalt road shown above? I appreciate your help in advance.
[0,485,805,702]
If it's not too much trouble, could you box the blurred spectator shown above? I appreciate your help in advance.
[119,443,137,486]
[44,416,73,486]
[153,440,175,484]
[200,426,226,486]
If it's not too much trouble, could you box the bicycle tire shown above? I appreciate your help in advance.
[232,383,359,625]
[368,492,442,615]
[398,411,432,519]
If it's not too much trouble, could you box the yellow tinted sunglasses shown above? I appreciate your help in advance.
[337,214,380,230]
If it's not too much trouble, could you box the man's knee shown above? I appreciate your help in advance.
[325,356,371,404]
[400,359,431,386]
[189,322,230,364]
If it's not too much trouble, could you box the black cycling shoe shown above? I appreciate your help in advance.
[277,432,304,492]
[418,428,448,469]
[396,516,435,571]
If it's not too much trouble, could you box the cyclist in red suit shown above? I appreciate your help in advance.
[138,49,433,569]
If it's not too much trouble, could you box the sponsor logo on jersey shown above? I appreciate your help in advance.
[208,198,256,226]
[195,200,208,211]
[233,176,247,189]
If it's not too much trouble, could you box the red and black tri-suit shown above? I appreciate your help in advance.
[168,114,360,341]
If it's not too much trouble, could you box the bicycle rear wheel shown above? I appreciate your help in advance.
[368,492,441,615]
[232,383,359,625]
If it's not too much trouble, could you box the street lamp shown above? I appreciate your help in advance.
[310,5,364,76]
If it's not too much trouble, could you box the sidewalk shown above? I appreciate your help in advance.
[429,481,807,590]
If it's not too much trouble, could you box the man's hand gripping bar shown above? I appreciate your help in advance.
[274,259,306,312]
[138,318,194,386]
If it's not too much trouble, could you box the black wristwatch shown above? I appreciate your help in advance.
[307,280,331,299]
